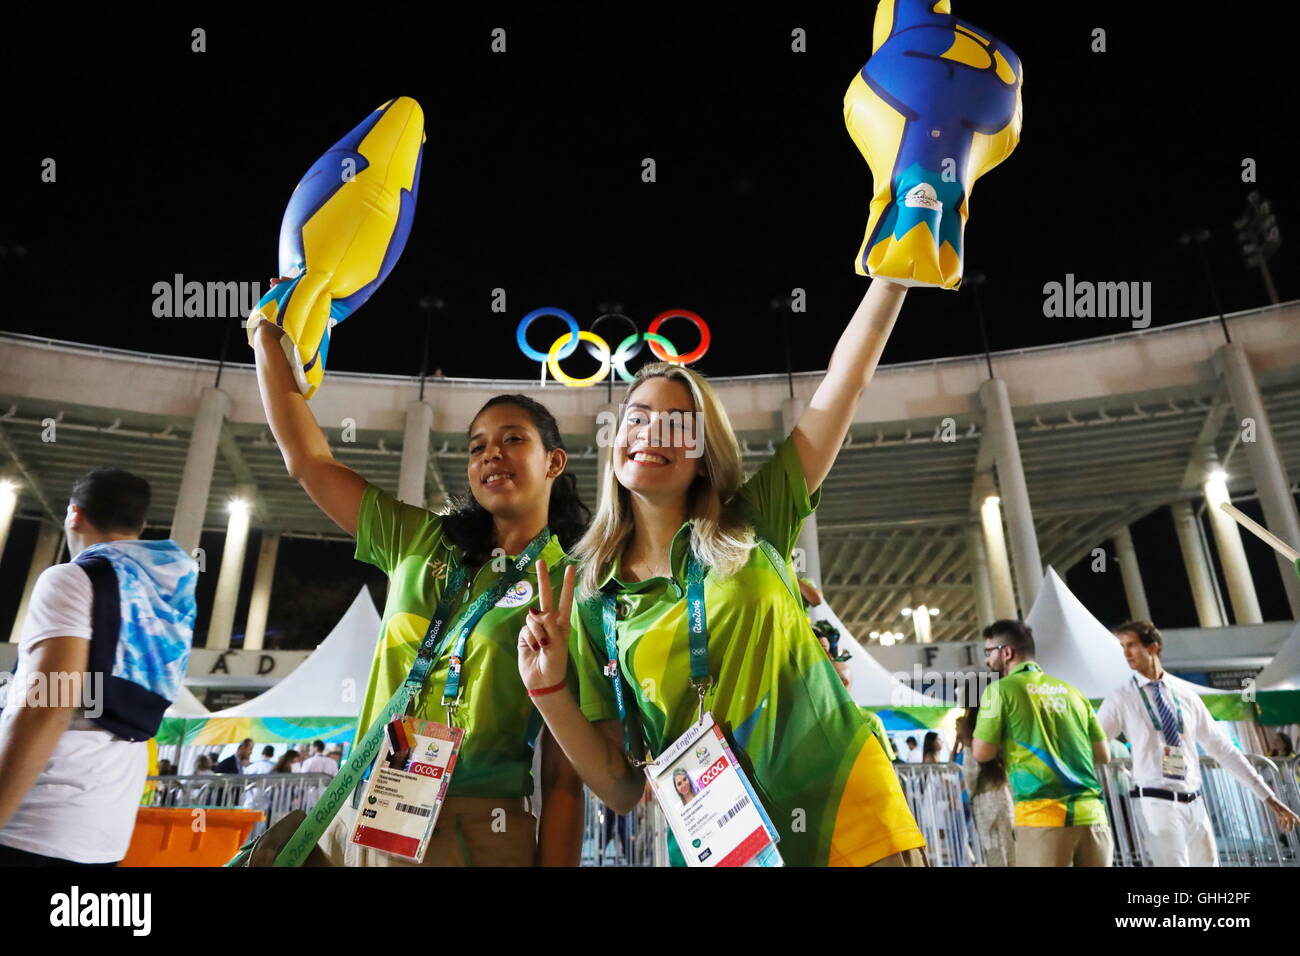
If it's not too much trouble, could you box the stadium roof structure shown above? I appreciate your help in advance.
[1,301,1297,643]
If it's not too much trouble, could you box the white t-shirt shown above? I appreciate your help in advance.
[0,562,148,864]
[300,754,338,777]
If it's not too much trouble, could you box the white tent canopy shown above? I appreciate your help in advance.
[165,684,210,717]
[1026,567,1217,699]
[812,601,946,708]
[204,587,382,719]
[1256,621,1300,690]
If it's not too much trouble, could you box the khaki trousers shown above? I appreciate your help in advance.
[1014,824,1112,867]
[320,796,537,867]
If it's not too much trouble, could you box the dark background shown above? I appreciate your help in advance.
[2,5,1297,645]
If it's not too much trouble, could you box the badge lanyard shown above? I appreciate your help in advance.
[408,528,553,719]
[599,552,711,766]
[1133,675,1184,737]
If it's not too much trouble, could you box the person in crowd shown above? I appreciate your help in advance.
[326,745,344,766]
[300,740,337,777]
[956,706,1015,867]
[922,731,942,764]
[193,755,214,774]
[215,738,253,774]
[246,746,277,774]
[254,311,589,866]
[972,620,1113,867]
[1269,732,1295,758]
[157,759,174,776]
[206,751,221,768]
[1097,620,1300,866]
[903,737,922,764]
[518,278,927,867]
[0,468,197,866]
[273,750,301,774]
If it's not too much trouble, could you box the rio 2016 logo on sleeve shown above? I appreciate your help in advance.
[495,580,534,608]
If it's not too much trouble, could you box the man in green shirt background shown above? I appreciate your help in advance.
[972,620,1113,867]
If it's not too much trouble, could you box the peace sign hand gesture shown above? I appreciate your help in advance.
[518,561,577,693]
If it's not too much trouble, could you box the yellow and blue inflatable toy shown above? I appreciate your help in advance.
[246,97,425,397]
[844,1,1022,289]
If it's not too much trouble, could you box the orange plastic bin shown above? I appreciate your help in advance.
[119,807,264,867]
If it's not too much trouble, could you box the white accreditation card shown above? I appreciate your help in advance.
[646,713,783,867]
[351,717,463,863]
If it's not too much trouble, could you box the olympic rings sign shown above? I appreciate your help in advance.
[515,308,711,387]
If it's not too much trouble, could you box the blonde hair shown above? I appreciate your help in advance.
[574,362,755,596]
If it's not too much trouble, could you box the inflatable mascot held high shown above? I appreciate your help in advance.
[844,0,1023,289]
[246,97,425,398]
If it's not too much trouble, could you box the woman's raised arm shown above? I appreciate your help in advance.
[792,278,907,494]
[252,321,366,536]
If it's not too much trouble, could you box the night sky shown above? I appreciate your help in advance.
[2,5,1297,646]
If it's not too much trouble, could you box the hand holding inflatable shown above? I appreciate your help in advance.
[246,97,425,397]
[844,0,1022,289]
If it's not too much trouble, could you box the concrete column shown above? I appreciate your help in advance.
[979,488,1018,620]
[909,604,934,643]
[1216,343,1300,618]
[242,530,281,651]
[779,396,824,587]
[980,378,1043,612]
[1203,463,1263,625]
[1112,525,1151,622]
[0,478,18,568]
[967,522,996,630]
[1170,501,1225,627]
[399,400,434,508]
[170,387,230,555]
[9,521,65,643]
[206,492,253,649]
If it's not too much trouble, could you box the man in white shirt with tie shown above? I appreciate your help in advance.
[1097,620,1299,866]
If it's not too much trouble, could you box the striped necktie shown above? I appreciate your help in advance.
[1150,680,1182,747]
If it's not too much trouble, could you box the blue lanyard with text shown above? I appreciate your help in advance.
[1133,675,1184,736]
[600,553,711,763]
[406,529,552,714]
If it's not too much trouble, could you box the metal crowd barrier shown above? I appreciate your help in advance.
[1278,756,1300,815]
[1100,756,1299,867]
[577,763,982,867]
[580,793,668,866]
[895,764,982,867]
[143,773,334,834]
[142,756,1299,867]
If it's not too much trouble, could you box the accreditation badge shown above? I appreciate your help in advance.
[1161,744,1188,781]
[351,716,464,863]
[646,713,783,867]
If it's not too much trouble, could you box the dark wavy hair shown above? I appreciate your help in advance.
[441,394,590,563]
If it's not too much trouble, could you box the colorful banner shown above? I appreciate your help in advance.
[863,706,960,731]
[868,691,1300,731]
[156,716,357,747]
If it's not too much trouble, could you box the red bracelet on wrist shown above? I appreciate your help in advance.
[527,679,568,699]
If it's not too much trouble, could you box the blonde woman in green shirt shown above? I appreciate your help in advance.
[252,319,588,866]
[519,280,928,866]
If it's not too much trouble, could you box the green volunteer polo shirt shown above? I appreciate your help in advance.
[569,436,925,866]
[973,661,1107,826]
[352,484,570,798]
